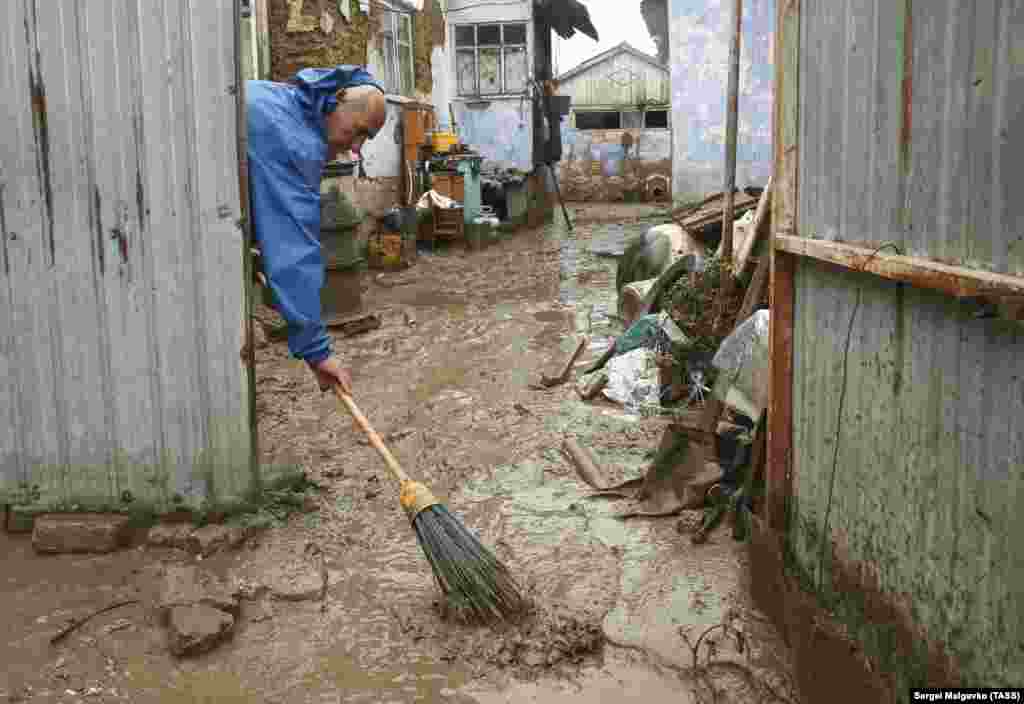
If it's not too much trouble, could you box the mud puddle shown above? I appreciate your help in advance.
[3,205,799,703]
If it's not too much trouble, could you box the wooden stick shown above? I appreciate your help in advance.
[716,0,744,336]
[736,175,773,279]
[333,388,411,485]
[562,437,608,490]
[720,0,744,270]
[735,251,771,326]
[541,335,589,387]
[50,600,140,646]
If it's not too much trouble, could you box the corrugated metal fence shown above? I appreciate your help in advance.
[0,1,254,513]
[769,0,1024,690]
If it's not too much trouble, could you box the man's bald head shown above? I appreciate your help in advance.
[325,85,387,160]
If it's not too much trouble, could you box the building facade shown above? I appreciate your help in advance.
[556,42,672,202]
[668,0,774,202]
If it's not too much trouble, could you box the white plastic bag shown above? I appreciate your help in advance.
[711,309,770,419]
[602,347,661,411]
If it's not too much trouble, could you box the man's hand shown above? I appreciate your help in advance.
[310,355,353,395]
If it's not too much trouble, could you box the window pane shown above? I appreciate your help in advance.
[478,24,500,45]
[399,45,413,96]
[575,111,621,130]
[385,40,399,94]
[503,23,526,45]
[455,25,475,47]
[456,49,477,95]
[622,110,643,129]
[398,13,412,44]
[479,47,501,94]
[503,46,527,93]
[645,110,669,128]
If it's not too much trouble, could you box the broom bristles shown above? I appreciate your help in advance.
[411,503,530,624]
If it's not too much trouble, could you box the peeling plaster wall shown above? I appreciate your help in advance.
[558,122,672,201]
[359,101,405,179]
[268,0,375,82]
[452,101,533,172]
[265,0,417,220]
[669,0,774,200]
[433,0,535,172]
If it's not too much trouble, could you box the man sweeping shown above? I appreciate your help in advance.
[247,66,387,394]
[248,68,528,624]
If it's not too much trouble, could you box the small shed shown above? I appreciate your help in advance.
[556,43,672,202]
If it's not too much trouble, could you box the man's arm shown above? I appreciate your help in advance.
[250,172,352,395]
[248,160,332,365]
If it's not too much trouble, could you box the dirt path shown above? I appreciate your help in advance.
[1,205,798,704]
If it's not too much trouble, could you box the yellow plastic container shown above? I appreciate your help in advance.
[431,131,458,154]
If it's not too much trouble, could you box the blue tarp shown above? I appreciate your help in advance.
[247,66,383,364]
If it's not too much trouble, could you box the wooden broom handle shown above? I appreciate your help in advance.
[332,386,411,485]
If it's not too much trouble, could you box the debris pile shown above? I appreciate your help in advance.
[562,181,774,544]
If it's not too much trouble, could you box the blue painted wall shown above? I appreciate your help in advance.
[452,100,533,173]
[669,0,774,200]
[556,119,672,200]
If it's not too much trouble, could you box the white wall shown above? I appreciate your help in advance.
[358,100,405,179]
[432,0,535,171]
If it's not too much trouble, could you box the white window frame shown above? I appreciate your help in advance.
[379,7,415,96]
[453,22,529,98]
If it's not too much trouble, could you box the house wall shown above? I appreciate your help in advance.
[558,51,670,108]
[554,50,672,202]
[668,0,774,201]
[264,0,441,249]
[558,125,671,202]
[267,0,374,81]
[434,0,534,172]
[777,0,1024,694]
[0,1,254,513]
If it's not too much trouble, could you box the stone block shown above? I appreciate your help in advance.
[157,565,241,622]
[32,513,132,554]
[167,604,235,657]
[147,522,194,550]
[187,524,250,557]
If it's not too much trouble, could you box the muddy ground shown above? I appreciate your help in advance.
[2,205,800,704]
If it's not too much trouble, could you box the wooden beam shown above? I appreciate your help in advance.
[736,174,773,279]
[721,0,744,269]
[767,251,795,531]
[736,252,770,325]
[766,0,799,533]
[775,235,1024,301]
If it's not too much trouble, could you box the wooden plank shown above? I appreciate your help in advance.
[767,252,795,531]
[678,194,759,231]
[775,235,1024,301]
[736,252,770,326]
[766,0,800,532]
[721,0,744,269]
[736,174,773,278]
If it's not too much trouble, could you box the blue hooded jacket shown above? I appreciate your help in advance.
[247,66,384,365]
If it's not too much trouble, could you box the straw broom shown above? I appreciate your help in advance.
[333,387,529,624]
